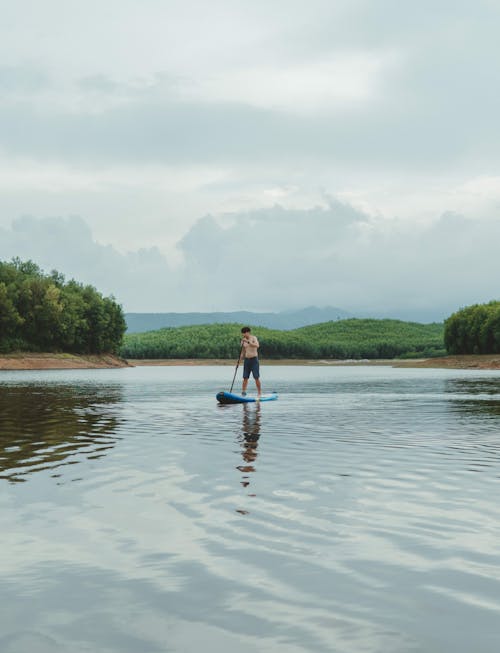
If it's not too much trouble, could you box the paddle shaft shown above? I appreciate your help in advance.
[229,343,244,392]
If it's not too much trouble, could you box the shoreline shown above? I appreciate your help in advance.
[129,355,500,370]
[0,353,130,370]
[1,353,500,371]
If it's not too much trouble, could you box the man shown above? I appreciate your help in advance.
[240,326,261,397]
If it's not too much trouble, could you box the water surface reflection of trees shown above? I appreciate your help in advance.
[445,378,500,418]
[443,378,500,471]
[0,383,123,482]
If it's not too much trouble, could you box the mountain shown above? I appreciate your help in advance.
[125,306,352,333]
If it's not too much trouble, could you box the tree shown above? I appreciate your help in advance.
[0,258,126,354]
[0,282,23,351]
[444,301,500,355]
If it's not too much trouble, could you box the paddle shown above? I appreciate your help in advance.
[229,342,244,393]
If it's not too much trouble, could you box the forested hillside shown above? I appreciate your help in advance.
[445,301,500,354]
[121,319,445,360]
[0,258,126,354]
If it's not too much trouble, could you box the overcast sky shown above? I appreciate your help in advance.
[1,0,499,320]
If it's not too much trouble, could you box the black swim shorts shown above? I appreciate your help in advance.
[243,356,260,379]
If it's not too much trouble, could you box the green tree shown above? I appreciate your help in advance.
[444,301,500,355]
[0,282,23,351]
[0,258,126,354]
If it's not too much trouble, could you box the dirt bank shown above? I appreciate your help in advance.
[128,355,500,370]
[3,354,500,371]
[392,354,500,370]
[0,353,131,370]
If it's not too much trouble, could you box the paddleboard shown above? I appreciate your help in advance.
[216,391,278,404]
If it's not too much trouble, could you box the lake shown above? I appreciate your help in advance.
[1,365,500,653]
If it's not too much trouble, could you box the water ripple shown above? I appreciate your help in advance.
[2,366,500,652]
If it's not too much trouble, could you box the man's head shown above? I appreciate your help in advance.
[241,326,251,334]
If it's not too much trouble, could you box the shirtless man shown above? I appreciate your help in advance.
[240,326,261,396]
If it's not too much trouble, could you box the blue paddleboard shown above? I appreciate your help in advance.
[216,391,278,404]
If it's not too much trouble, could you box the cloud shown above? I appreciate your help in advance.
[177,202,500,319]
[1,204,499,320]
[2,0,499,173]
[0,0,500,296]
[0,65,50,94]
[0,215,173,311]
[170,202,500,319]
[180,52,391,114]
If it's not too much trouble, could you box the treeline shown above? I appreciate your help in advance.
[121,319,446,360]
[444,301,500,354]
[0,258,126,354]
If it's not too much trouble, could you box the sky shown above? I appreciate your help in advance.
[1,0,500,321]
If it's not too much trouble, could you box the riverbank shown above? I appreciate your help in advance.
[393,354,500,369]
[0,353,130,370]
[2,353,500,370]
[128,355,500,370]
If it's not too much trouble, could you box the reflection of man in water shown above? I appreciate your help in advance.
[238,403,261,474]
[236,404,262,514]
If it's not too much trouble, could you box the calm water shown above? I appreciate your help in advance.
[1,365,500,653]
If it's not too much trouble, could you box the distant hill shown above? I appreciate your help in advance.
[121,318,446,360]
[125,306,352,333]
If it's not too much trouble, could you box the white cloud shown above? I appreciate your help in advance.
[0,216,173,311]
[2,204,497,321]
[0,155,229,195]
[0,0,500,309]
[174,202,500,319]
[180,52,393,114]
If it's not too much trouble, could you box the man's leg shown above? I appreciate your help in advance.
[242,358,250,394]
[253,358,261,396]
